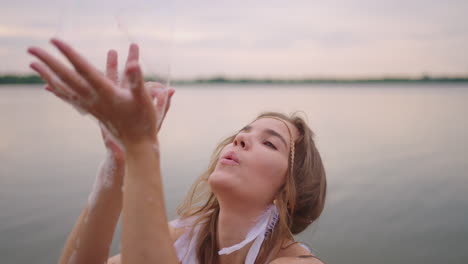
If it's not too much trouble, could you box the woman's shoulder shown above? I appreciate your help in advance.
[270,239,325,264]
[269,256,325,264]
[168,220,187,242]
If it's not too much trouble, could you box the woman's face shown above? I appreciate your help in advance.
[209,117,299,207]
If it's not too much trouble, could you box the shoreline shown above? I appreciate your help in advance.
[1,75,467,85]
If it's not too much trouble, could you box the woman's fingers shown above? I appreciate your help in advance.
[153,89,167,130]
[166,88,175,113]
[45,84,73,102]
[160,88,174,114]
[145,83,174,115]
[31,66,89,116]
[106,50,119,85]
[121,44,139,89]
[125,43,139,66]
[125,61,148,102]
[145,82,165,99]
[29,60,89,112]
[27,47,92,99]
[50,38,114,97]
[44,85,89,116]
[30,62,76,101]
[152,87,175,131]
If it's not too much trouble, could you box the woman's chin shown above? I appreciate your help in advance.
[208,171,239,194]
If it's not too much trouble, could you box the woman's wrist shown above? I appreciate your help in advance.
[123,137,160,156]
[89,153,126,200]
[107,149,126,166]
[122,138,161,184]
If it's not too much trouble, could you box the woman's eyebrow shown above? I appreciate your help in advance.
[239,125,288,149]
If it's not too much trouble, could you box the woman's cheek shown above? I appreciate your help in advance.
[258,152,287,180]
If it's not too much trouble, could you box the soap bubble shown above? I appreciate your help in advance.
[56,0,176,86]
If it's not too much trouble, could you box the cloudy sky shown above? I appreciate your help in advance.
[1,0,467,79]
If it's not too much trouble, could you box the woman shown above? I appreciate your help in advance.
[27,39,327,264]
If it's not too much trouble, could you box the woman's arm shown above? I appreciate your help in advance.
[57,48,132,264]
[27,38,177,264]
[107,222,184,264]
[59,154,124,264]
[120,140,178,264]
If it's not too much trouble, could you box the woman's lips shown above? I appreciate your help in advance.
[220,151,240,165]
[220,158,239,165]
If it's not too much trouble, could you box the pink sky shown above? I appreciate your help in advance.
[1,0,467,78]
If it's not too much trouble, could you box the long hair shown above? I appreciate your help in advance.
[176,111,327,263]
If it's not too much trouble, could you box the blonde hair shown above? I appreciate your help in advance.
[176,111,327,263]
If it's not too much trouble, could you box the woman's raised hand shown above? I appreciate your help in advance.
[28,38,175,150]
[100,45,174,160]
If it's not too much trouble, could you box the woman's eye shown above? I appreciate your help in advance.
[264,141,277,150]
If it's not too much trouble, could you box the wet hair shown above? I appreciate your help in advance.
[176,111,327,263]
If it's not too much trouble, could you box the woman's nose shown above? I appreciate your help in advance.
[233,134,248,149]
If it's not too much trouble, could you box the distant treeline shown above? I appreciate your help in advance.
[1,74,468,85]
[176,76,468,84]
[0,75,44,84]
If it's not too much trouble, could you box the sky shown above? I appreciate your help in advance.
[1,0,467,79]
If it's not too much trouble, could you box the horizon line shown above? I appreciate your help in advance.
[1,74,468,85]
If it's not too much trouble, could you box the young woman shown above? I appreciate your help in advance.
[27,39,327,264]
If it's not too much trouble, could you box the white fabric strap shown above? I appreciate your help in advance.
[170,215,206,263]
[170,204,279,264]
[219,204,279,264]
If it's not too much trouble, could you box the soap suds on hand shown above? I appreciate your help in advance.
[87,152,117,212]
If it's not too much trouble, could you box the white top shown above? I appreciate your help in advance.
[169,204,312,264]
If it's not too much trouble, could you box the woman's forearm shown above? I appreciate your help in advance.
[121,140,178,264]
[59,155,125,264]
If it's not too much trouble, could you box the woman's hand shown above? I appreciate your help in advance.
[100,45,174,161]
[28,38,175,149]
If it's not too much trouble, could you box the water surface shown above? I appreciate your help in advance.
[1,84,467,263]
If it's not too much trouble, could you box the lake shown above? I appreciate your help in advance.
[1,83,467,263]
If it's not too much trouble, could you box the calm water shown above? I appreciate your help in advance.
[1,84,467,263]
